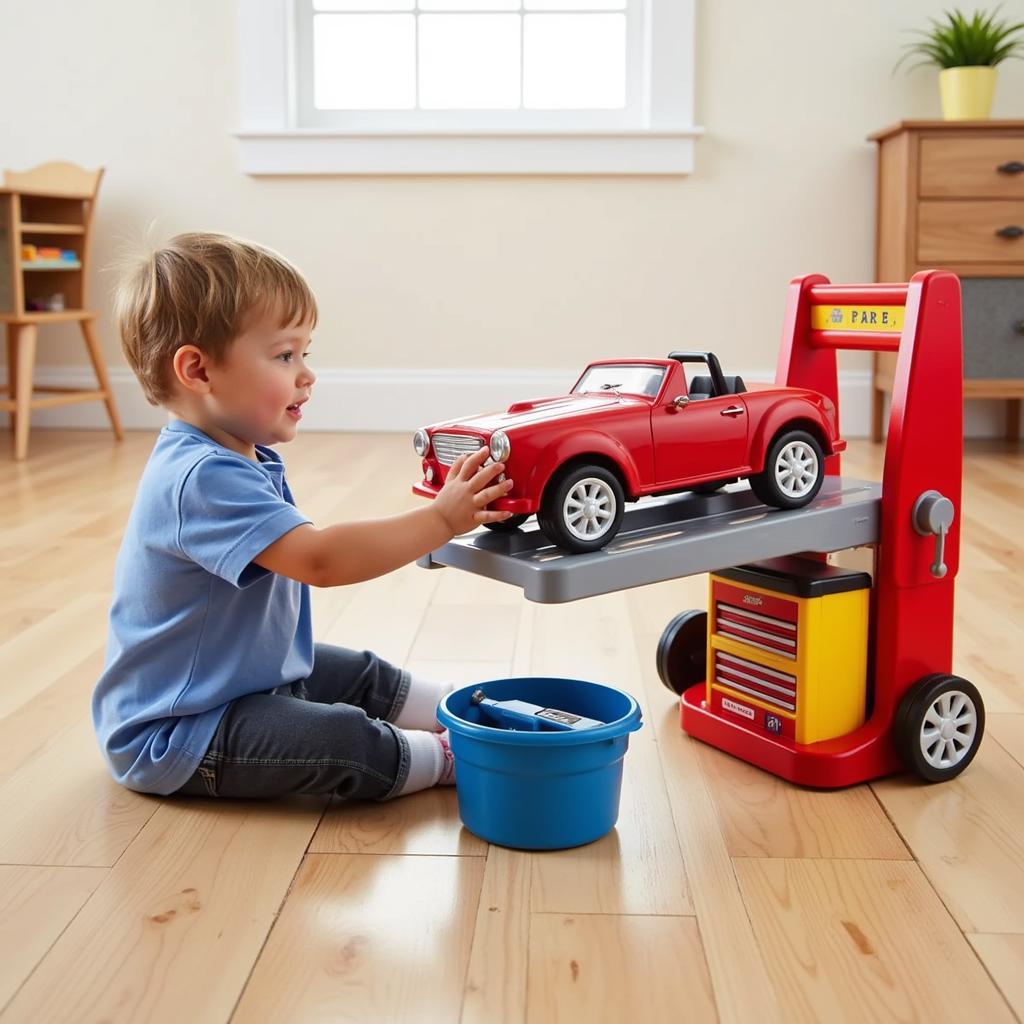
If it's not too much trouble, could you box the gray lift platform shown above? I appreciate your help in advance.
[417,475,881,604]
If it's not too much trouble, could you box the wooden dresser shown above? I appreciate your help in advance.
[869,120,1024,441]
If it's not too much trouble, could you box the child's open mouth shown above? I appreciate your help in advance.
[286,402,304,420]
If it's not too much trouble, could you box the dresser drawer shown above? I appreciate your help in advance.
[962,278,1024,379]
[920,137,1024,198]
[918,200,1024,264]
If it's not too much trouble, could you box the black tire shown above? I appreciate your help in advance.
[749,429,825,510]
[894,673,985,783]
[538,463,626,553]
[656,610,708,695]
[483,514,530,533]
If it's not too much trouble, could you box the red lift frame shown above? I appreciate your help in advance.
[679,269,964,787]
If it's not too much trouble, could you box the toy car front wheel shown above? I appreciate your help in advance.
[657,610,708,695]
[894,674,985,783]
[538,464,625,553]
[483,514,530,533]
[749,429,825,509]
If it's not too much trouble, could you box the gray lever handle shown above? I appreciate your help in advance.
[912,490,955,579]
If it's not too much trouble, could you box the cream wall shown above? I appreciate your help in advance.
[2,0,1023,434]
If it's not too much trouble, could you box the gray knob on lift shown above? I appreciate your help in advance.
[912,490,955,579]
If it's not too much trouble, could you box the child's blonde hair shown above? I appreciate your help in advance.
[113,232,318,406]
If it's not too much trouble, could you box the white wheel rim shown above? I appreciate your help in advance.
[919,689,978,771]
[774,440,819,498]
[563,477,616,541]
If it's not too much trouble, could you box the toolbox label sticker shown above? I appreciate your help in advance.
[765,714,783,735]
[721,697,755,721]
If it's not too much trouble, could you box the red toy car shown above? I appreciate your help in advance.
[412,351,846,553]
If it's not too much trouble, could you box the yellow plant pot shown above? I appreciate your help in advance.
[939,66,997,120]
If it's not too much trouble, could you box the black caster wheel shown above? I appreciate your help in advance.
[894,673,985,783]
[483,514,530,533]
[656,610,708,695]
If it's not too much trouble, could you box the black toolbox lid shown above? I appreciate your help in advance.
[715,556,871,598]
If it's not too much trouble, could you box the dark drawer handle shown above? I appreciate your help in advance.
[997,160,1024,174]
[995,225,1024,239]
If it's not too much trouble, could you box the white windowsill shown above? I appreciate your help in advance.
[233,125,704,175]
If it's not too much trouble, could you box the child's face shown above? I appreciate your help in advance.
[206,312,316,450]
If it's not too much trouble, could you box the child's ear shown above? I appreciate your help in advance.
[172,345,212,394]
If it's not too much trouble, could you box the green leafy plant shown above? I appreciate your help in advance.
[896,6,1024,71]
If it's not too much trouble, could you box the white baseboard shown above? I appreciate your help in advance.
[0,365,1011,439]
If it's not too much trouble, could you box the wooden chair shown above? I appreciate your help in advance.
[1,161,123,460]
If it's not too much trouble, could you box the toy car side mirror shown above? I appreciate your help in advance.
[671,395,690,411]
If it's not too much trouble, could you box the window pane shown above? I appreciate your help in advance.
[525,0,625,9]
[419,1,519,9]
[524,13,625,108]
[419,15,520,109]
[314,0,413,10]
[314,14,416,109]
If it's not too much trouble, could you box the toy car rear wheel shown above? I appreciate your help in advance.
[894,674,985,783]
[483,514,530,533]
[749,429,825,510]
[657,610,708,695]
[539,464,625,553]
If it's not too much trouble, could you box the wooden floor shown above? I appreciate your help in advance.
[1,428,1022,1023]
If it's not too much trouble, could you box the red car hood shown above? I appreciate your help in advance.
[431,392,648,434]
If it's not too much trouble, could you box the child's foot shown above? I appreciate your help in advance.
[393,676,454,733]
[396,728,456,795]
[437,730,456,786]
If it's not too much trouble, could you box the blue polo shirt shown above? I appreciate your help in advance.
[92,420,313,795]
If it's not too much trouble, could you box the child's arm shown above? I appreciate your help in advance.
[253,447,513,587]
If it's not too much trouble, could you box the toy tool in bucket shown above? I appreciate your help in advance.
[437,677,643,850]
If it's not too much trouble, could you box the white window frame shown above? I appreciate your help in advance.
[235,0,701,175]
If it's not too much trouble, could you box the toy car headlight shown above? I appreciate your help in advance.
[413,429,430,457]
[489,430,511,462]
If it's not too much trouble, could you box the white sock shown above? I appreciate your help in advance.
[392,675,454,733]
[396,729,456,796]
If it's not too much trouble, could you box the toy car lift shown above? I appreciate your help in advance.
[419,270,983,786]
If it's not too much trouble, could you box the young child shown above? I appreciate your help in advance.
[92,232,515,801]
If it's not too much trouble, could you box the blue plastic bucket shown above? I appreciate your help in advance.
[437,677,643,850]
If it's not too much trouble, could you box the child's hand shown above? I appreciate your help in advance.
[433,447,514,536]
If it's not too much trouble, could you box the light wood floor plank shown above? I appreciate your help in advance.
[233,853,485,1024]
[1,798,324,1024]
[0,593,109,720]
[461,845,532,1024]
[0,719,157,867]
[695,742,911,860]
[311,787,486,856]
[0,865,107,1012]
[526,913,718,1024]
[735,858,1017,1023]
[529,734,692,916]
[0,648,102,785]
[968,933,1024,1021]
[873,736,1024,933]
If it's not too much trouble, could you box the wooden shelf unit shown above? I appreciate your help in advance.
[1,162,122,459]
[869,120,1024,442]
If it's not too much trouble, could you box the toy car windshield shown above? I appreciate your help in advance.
[573,364,665,398]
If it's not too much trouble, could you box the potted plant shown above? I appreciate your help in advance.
[897,7,1024,120]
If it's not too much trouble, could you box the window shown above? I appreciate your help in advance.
[236,0,700,174]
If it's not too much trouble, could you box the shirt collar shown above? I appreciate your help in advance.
[162,420,285,472]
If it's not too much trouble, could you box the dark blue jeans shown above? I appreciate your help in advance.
[171,643,412,801]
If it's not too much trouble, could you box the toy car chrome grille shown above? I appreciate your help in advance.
[432,433,485,466]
